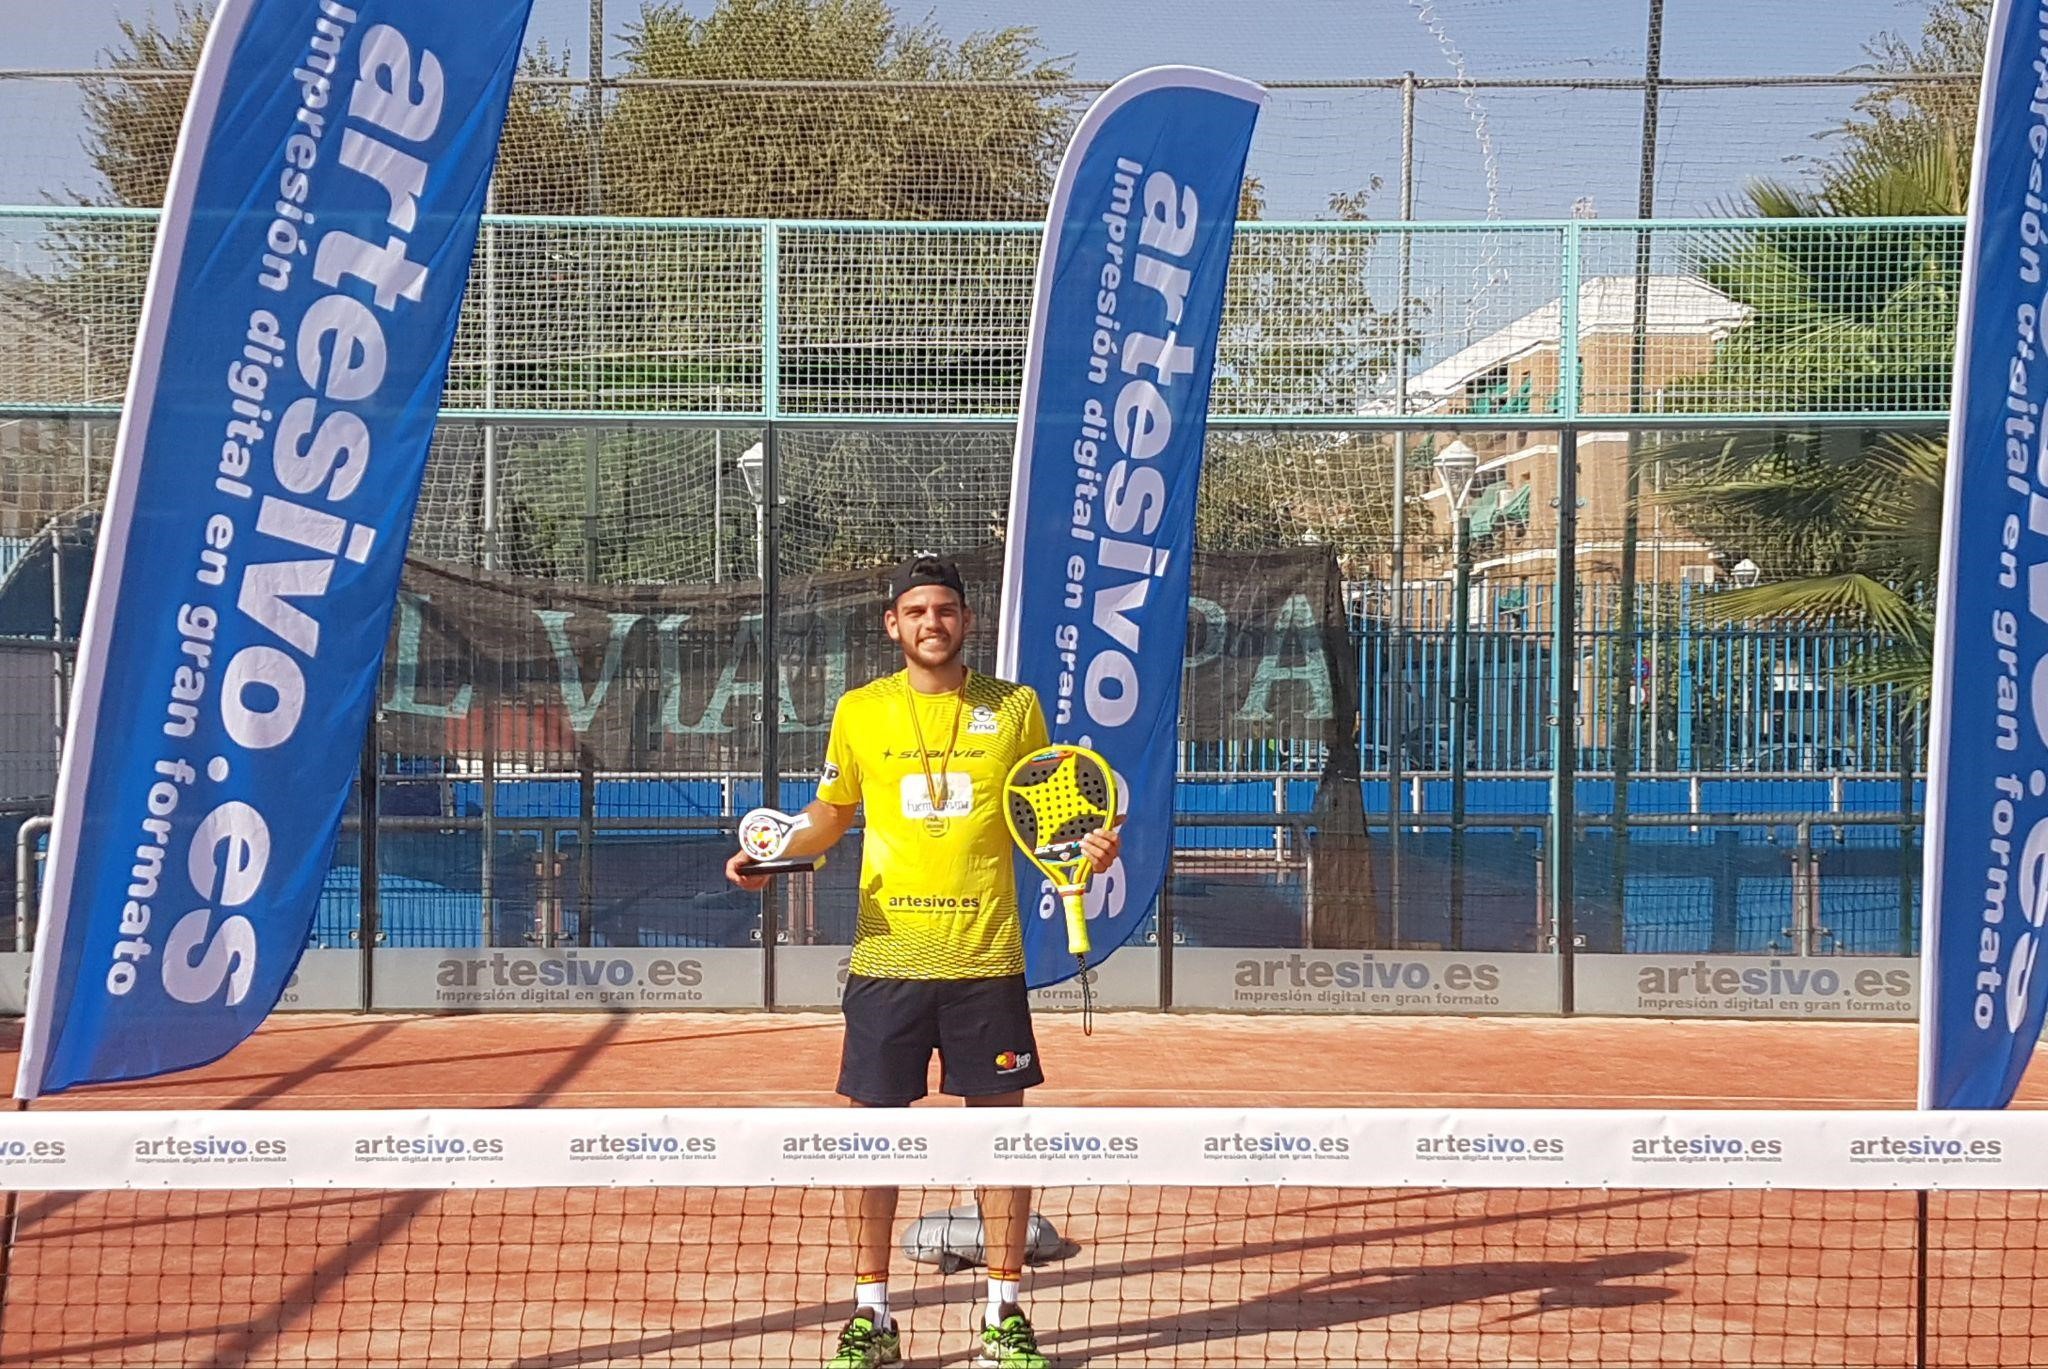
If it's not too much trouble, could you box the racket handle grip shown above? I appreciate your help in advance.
[1059,886,1091,958]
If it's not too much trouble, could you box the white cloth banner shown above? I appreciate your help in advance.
[4,1107,2047,1192]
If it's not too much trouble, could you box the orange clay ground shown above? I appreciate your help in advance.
[0,1012,2040,1368]
[1,1010,2027,1112]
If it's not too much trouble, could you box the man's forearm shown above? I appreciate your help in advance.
[774,800,856,859]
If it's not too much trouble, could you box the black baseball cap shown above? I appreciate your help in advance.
[888,554,967,607]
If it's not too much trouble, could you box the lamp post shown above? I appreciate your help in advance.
[737,437,783,991]
[1437,439,1479,949]
[737,442,767,574]
[736,438,773,785]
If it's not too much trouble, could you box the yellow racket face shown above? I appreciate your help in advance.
[1003,745,1117,886]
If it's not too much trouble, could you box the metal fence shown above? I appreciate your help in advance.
[9,803,1921,1018]
[0,48,1975,224]
[0,207,1953,987]
[0,209,1963,429]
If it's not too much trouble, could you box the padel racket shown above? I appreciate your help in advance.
[1003,745,1117,958]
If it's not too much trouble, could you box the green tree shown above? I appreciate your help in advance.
[1852,0,1986,183]
[74,6,209,209]
[30,7,208,375]
[1198,182,1415,576]
[57,0,1077,585]
[68,0,1073,220]
[599,0,1072,219]
[492,42,601,216]
[1664,430,1942,686]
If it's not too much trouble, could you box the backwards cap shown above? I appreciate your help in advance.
[888,554,967,607]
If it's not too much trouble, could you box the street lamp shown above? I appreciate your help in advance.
[1436,439,1478,511]
[1436,439,1480,950]
[736,441,766,504]
[736,441,771,592]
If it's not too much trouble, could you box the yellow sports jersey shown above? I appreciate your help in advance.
[817,670,1050,980]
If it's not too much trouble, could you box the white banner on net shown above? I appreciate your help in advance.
[1,1108,2046,1193]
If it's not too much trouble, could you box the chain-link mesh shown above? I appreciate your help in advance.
[0,412,1928,960]
[412,422,762,584]
[0,416,109,541]
[777,228,1035,417]
[1575,222,1964,417]
[775,427,1011,574]
[1196,431,1430,593]
[0,64,1978,222]
[0,211,148,412]
[446,221,766,417]
[0,209,1962,427]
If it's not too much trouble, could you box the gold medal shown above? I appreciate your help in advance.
[905,672,967,837]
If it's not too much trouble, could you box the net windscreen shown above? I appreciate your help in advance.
[378,544,1358,781]
[0,1107,2043,1368]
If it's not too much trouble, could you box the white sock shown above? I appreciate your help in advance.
[985,1271,1021,1326]
[854,1277,890,1325]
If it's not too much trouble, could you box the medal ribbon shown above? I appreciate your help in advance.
[904,671,967,821]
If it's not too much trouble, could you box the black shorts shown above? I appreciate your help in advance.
[837,973,1045,1106]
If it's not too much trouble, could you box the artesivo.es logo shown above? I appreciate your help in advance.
[1631,1135,1784,1163]
[1415,1133,1566,1161]
[568,1132,717,1161]
[432,952,706,1005]
[0,1138,67,1165]
[1848,1135,2004,1164]
[993,1131,1140,1161]
[1227,953,1510,1009]
[1203,1132,1349,1162]
[133,1134,288,1164]
[1633,960,1912,1006]
[782,1132,930,1160]
[354,1134,507,1163]
[1234,955,1501,992]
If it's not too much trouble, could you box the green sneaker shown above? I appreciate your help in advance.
[826,1310,901,1368]
[977,1305,1050,1369]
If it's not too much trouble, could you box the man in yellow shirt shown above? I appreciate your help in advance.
[726,554,1119,1369]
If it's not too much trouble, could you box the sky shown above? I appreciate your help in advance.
[1,0,1934,80]
[0,0,1956,219]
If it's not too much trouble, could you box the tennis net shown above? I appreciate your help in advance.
[0,1106,2043,1367]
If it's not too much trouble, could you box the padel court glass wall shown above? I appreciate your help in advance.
[0,211,1952,1015]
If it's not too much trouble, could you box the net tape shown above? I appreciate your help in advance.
[2,1107,2041,1191]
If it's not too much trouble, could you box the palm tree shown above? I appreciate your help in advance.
[1664,430,1942,689]
[1654,120,1964,694]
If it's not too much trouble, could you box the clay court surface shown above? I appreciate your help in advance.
[0,1012,2043,1368]
[0,1010,2023,1112]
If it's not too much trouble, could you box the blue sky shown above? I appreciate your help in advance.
[0,0,1953,218]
